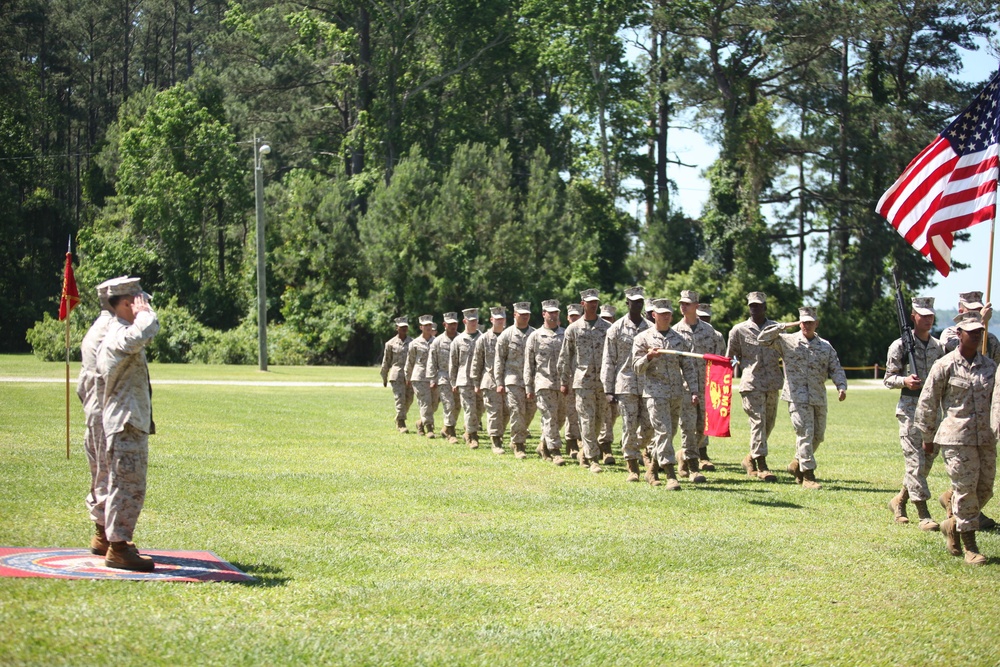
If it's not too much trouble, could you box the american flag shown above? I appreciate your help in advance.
[876,70,1000,276]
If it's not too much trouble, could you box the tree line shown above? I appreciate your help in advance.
[3,0,997,366]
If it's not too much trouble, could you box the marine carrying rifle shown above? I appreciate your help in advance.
[892,269,919,394]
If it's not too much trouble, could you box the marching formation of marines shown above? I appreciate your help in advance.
[379,288,852,490]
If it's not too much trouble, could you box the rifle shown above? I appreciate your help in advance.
[892,269,919,386]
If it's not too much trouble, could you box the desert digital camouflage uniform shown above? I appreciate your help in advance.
[562,306,583,449]
[428,322,459,434]
[78,309,114,527]
[406,326,438,435]
[601,309,651,462]
[884,332,946,503]
[758,318,848,472]
[940,326,1000,365]
[559,302,611,463]
[632,325,699,466]
[495,314,537,449]
[98,303,160,543]
[598,302,619,454]
[525,322,566,455]
[450,319,483,441]
[380,326,414,430]
[674,317,721,456]
[727,316,783,459]
[472,319,510,441]
[916,348,997,532]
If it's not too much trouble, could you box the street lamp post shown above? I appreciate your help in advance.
[254,135,270,371]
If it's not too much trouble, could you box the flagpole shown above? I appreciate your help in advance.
[987,213,997,356]
[65,236,72,460]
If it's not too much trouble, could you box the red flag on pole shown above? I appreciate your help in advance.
[58,251,79,320]
[703,353,734,437]
[876,71,1000,276]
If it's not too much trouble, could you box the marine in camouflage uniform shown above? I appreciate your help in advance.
[598,304,618,456]
[381,317,414,433]
[406,315,439,439]
[632,299,700,489]
[939,291,1000,365]
[600,287,651,483]
[673,290,723,476]
[495,302,537,458]
[472,307,511,453]
[562,303,583,455]
[883,297,946,530]
[97,277,160,571]
[916,311,997,565]
[758,307,848,490]
[727,292,783,481]
[559,289,612,473]
[429,312,460,443]
[77,278,119,555]
[450,308,483,448]
[525,300,567,465]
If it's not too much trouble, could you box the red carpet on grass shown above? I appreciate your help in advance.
[0,547,254,582]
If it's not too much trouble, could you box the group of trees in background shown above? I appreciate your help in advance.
[3,0,997,367]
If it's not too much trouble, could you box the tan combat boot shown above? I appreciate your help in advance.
[90,524,109,556]
[426,424,437,440]
[940,516,963,556]
[698,446,715,472]
[551,451,566,466]
[105,541,155,572]
[466,432,480,450]
[396,419,409,434]
[677,457,689,478]
[599,441,615,466]
[754,457,777,482]
[645,457,663,487]
[741,454,757,478]
[625,458,641,483]
[788,459,803,484]
[514,443,527,459]
[687,458,706,484]
[939,489,953,518]
[417,420,426,436]
[912,499,938,531]
[446,426,459,444]
[960,531,987,565]
[663,464,681,491]
[801,468,822,490]
[889,487,909,524]
[491,435,505,454]
[565,438,580,458]
[536,442,552,461]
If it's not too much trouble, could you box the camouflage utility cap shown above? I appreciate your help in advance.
[443,312,459,324]
[625,286,645,301]
[651,298,673,314]
[954,310,986,332]
[513,302,531,314]
[911,297,934,316]
[959,291,985,309]
[580,289,600,302]
[679,290,699,304]
[747,292,766,305]
[394,316,409,327]
[567,303,583,316]
[462,308,479,321]
[696,303,712,317]
[798,307,817,323]
[542,299,560,312]
[490,306,507,320]
[418,314,434,326]
[600,304,616,319]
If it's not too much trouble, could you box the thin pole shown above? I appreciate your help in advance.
[65,315,71,459]
[254,135,268,371]
[986,215,996,356]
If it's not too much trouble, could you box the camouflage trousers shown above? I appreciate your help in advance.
[480,387,510,438]
[599,400,617,448]
[564,388,581,441]
[741,390,779,458]
[390,380,414,427]
[435,379,458,429]
[411,381,438,432]
[457,386,483,436]
[535,388,566,453]
[788,402,827,471]
[646,395,682,466]
[575,386,607,460]
[680,393,706,456]
[104,424,149,543]
[504,385,536,446]
[83,417,109,526]
[942,443,997,532]
[896,399,939,502]
[616,394,652,461]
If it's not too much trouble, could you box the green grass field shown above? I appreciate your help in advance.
[2,354,1000,666]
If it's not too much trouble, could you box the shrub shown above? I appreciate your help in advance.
[25,311,90,362]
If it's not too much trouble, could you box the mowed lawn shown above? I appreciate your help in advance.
[2,354,1000,666]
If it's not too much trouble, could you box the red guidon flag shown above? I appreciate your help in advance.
[703,353,734,437]
[58,252,80,320]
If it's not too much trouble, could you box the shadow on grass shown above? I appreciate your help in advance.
[823,480,896,493]
[745,498,805,509]
[231,562,290,588]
